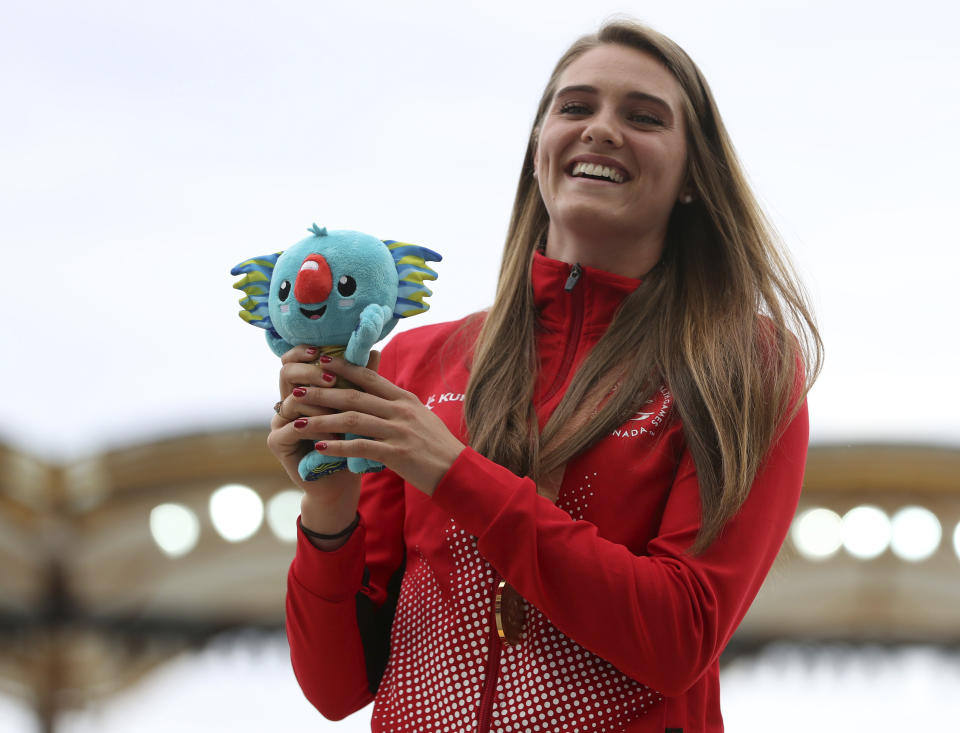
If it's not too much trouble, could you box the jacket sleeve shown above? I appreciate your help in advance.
[430,400,809,697]
[284,349,407,720]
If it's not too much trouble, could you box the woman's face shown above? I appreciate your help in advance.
[534,44,689,257]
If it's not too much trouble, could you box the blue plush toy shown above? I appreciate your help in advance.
[232,224,441,480]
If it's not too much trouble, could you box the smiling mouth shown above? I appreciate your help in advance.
[569,161,626,183]
[299,305,327,320]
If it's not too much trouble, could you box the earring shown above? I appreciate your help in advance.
[680,193,694,204]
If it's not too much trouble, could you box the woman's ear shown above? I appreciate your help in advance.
[679,162,698,203]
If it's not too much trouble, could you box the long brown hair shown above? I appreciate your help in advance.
[463,20,822,553]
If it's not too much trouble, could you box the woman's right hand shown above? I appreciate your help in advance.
[266,345,380,550]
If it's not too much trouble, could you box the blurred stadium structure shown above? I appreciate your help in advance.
[1,434,958,732]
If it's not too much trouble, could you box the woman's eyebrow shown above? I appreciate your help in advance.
[555,84,599,97]
[555,84,672,111]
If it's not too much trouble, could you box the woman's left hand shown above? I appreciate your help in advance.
[288,355,466,495]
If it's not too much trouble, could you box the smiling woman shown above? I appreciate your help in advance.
[534,44,690,277]
[272,18,822,733]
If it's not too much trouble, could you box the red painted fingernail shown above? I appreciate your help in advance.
[322,372,335,383]
[314,441,327,451]
[319,355,333,363]
[305,346,318,355]
[292,387,307,397]
[294,418,308,429]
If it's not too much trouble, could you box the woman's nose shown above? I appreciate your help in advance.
[581,111,622,147]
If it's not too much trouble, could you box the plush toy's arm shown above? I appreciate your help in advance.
[267,330,295,358]
[345,304,393,366]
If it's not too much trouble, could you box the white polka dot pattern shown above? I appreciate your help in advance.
[370,477,663,732]
[557,472,599,521]
[372,521,495,731]
[492,607,663,732]
[488,474,663,732]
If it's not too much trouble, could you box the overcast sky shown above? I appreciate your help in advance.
[2,2,958,730]
[2,0,957,462]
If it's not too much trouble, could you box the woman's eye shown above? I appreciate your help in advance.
[278,280,291,301]
[559,101,591,115]
[630,112,664,126]
[337,275,357,296]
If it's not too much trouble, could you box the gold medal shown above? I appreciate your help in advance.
[494,580,527,647]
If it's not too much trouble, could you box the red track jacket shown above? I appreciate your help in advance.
[286,252,809,732]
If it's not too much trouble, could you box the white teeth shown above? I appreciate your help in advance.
[571,161,624,183]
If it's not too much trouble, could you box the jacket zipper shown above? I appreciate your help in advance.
[476,594,504,733]
[478,263,584,731]
[541,262,585,405]
[477,264,584,730]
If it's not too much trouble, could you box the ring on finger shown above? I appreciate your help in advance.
[273,399,286,419]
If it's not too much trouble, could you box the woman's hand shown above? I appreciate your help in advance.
[266,346,381,547]
[288,355,466,496]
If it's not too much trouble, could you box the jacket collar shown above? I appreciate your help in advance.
[531,250,643,332]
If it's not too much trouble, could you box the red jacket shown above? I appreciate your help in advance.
[286,252,808,732]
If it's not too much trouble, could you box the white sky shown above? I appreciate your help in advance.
[2,0,959,460]
[1,0,958,728]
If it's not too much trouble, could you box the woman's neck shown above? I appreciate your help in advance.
[543,220,665,279]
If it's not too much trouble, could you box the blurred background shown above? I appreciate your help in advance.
[2,0,958,730]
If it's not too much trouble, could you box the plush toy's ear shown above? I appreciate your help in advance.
[231,252,282,331]
[384,240,442,319]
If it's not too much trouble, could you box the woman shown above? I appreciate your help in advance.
[271,20,821,733]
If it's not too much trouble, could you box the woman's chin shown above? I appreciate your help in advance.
[547,208,637,243]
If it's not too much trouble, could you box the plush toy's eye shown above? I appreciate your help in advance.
[337,275,357,297]
[278,280,291,302]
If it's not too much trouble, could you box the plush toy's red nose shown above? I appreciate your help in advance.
[294,254,332,303]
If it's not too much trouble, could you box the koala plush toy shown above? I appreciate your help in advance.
[232,224,440,480]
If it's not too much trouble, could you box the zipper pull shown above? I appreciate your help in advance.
[564,263,583,291]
